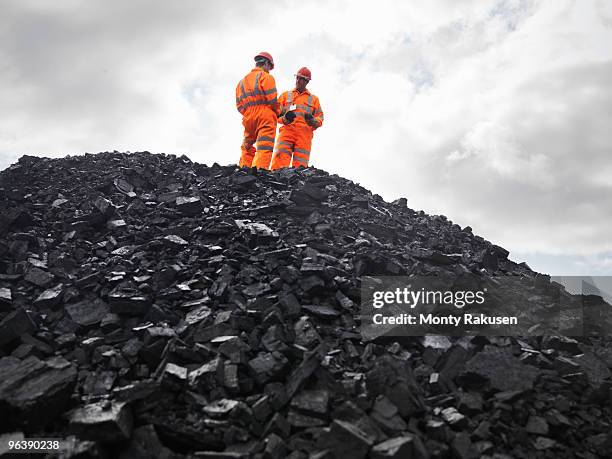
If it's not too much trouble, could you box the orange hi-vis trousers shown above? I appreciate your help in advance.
[271,126,312,169]
[239,107,277,169]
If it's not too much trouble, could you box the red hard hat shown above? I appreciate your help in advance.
[254,51,274,69]
[296,67,312,81]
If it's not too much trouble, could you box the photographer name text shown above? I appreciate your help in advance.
[371,312,518,326]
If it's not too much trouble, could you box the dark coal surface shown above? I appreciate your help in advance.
[1,151,612,458]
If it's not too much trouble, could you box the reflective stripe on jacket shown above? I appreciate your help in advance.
[236,68,279,116]
[278,89,324,129]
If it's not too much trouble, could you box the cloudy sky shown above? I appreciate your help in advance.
[1,0,611,276]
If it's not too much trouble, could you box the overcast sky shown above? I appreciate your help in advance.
[1,0,611,276]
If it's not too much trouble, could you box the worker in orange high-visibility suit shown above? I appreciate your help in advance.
[236,51,280,169]
[270,67,324,170]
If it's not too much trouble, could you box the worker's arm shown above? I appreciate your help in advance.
[276,92,295,125]
[235,82,246,114]
[276,91,288,117]
[306,96,324,129]
[260,73,279,115]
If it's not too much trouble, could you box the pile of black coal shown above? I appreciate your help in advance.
[0,152,611,458]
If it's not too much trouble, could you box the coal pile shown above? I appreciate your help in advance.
[1,151,612,458]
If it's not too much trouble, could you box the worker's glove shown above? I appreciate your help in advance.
[284,111,296,123]
[305,113,316,125]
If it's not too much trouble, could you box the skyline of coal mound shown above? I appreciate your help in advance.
[1,151,611,458]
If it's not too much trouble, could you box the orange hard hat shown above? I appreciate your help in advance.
[254,51,274,69]
[296,67,312,81]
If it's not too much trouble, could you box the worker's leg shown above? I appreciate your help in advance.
[239,116,256,167]
[239,140,256,167]
[252,113,277,170]
[292,131,313,168]
[270,128,295,170]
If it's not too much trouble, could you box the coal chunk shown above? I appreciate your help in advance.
[24,267,54,287]
[161,363,188,389]
[371,436,416,459]
[541,335,581,354]
[525,415,549,435]
[0,308,37,347]
[176,196,203,214]
[248,352,288,385]
[451,432,479,459]
[163,234,189,248]
[69,401,133,443]
[108,289,150,315]
[288,389,329,427]
[461,346,540,392]
[120,424,176,459]
[107,219,127,230]
[573,351,612,388]
[302,304,340,320]
[0,287,12,309]
[286,345,325,398]
[441,406,467,430]
[33,284,64,308]
[317,420,375,459]
[457,391,483,415]
[370,395,407,434]
[232,174,257,188]
[0,356,77,429]
[65,297,111,327]
[294,316,322,348]
[202,398,239,417]
[94,196,116,218]
[189,358,223,391]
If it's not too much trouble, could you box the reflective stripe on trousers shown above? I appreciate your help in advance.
[239,107,277,169]
[270,127,312,170]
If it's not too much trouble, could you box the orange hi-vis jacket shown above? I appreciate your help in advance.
[271,88,324,170]
[235,67,280,169]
